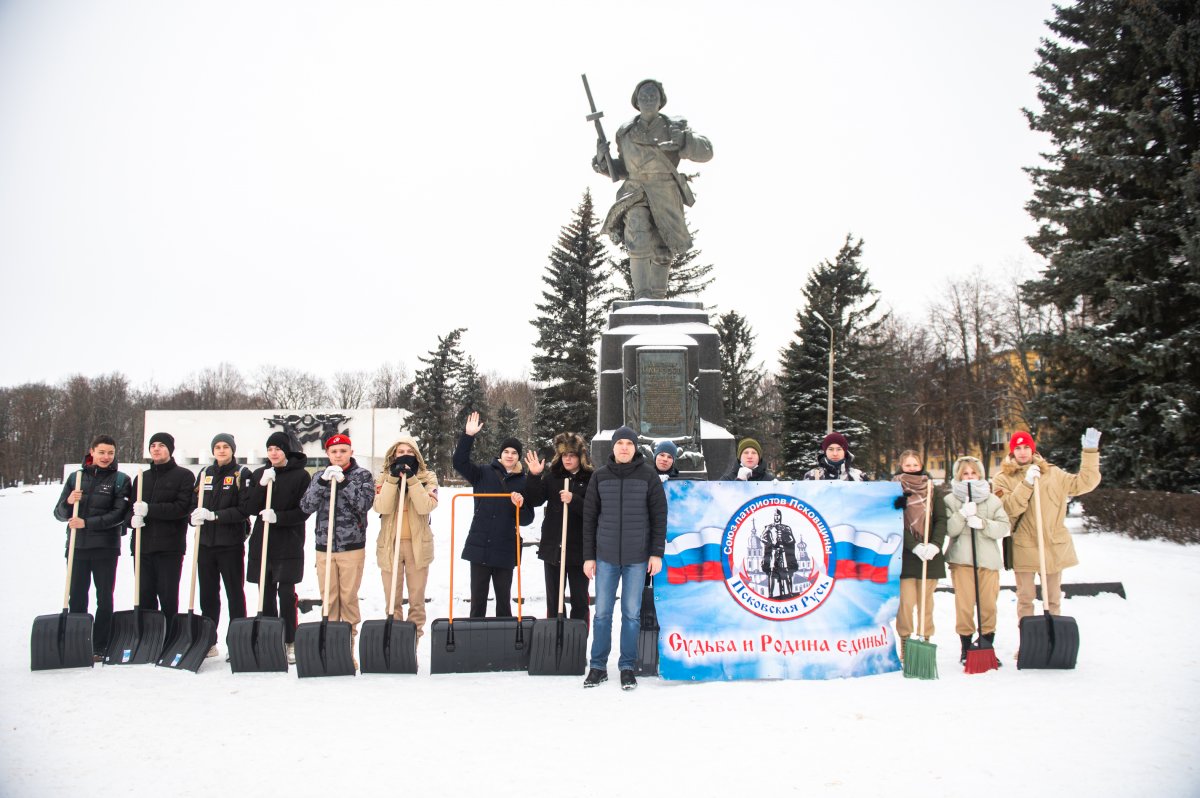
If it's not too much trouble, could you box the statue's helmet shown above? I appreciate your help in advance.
[631,79,667,110]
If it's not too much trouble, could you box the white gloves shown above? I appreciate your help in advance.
[260,508,277,525]
[130,515,146,529]
[259,467,276,486]
[190,508,216,525]
[1081,427,1101,449]
[737,466,753,481]
[1024,464,1042,485]
[966,515,985,530]
[322,465,345,483]
[659,474,669,483]
[912,542,938,561]
[959,501,977,518]
[133,501,149,516]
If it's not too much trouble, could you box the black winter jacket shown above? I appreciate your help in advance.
[195,460,254,548]
[131,458,194,555]
[719,460,776,481]
[453,434,533,569]
[582,451,668,566]
[53,457,132,555]
[245,453,312,584]
[523,464,591,567]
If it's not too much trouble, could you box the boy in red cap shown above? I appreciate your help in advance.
[992,427,1102,631]
[299,433,375,662]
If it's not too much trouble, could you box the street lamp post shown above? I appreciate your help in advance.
[812,310,834,435]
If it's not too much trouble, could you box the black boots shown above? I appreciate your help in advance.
[959,635,972,665]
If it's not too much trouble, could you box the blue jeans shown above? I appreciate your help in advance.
[590,560,646,672]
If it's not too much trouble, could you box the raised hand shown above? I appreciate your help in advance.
[524,450,544,476]
[464,411,484,437]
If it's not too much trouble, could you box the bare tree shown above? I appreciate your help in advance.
[371,361,410,408]
[254,366,331,408]
[332,370,371,409]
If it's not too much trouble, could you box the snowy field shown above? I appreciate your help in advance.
[1,483,1198,797]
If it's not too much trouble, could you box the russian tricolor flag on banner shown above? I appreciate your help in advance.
[664,526,730,584]
[831,524,901,583]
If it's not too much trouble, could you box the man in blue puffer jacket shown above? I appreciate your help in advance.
[581,426,667,691]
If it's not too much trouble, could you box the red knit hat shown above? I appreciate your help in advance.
[1008,431,1036,453]
[821,432,849,453]
[324,433,352,449]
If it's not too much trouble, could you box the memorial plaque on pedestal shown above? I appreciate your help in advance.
[636,348,688,439]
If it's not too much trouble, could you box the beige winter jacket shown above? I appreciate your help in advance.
[991,449,1101,573]
[373,437,439,572]
[944,487,1009,571]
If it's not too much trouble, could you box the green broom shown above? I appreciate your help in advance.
[903,480,938,679]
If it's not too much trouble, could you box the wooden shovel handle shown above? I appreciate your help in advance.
[1033,477,1049,611]
[386,477,407,620]
[558,479,570,616]
[322,479,338,619]
[186,474,205,613]
[256,480,274,614]
[62,471,83,611]
[918,479,933,639]
[134,467,144,607]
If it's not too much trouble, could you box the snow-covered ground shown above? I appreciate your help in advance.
[1,483,1197,797]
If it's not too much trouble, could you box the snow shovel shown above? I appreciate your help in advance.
[963,483,1000,674]
[105,468,166,665]
[430,493,534,674]
[903,480,937,679]
[635,571,660,676]
[227,480,287,673]
[295,477,355,678]
[1018,479,1079,670]
[158,482,217,672]
[31,471,94,671]
[360,477,418,674]
[529,479,587,676]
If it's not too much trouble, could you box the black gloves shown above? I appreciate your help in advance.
[893,495,907,510]
[389,455,418,479]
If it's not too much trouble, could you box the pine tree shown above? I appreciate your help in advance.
[531,190,612,448]
[612,227,716,301]
[407,328,466,479]
[1023,0,1200,490]
[714,310,766,441]
[494,401,522,449]
[455,356,493,459]
[778,235,887,477]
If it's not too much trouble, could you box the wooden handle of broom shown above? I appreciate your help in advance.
[515,500,523,623]
[62,470,83,611]
[322,478,338,619]
[386,477,407,621]
[558,479,570,616]
[186,475,205,613]
[256,481,274,615]
[134,466,144,607]
[918,479,933,639]
[1033,477,1049,612]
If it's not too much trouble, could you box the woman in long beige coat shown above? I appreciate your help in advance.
[373,435,438,639]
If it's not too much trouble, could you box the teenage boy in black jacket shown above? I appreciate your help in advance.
[129,432,194,622]
[244,431,312,663]
[582,426,667,691]
[191,433,253,654]
[53,435,132,658]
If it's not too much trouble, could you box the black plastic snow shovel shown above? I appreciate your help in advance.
[430,493,534,674]
[227,480,287,673]
[31,471,94,671]
[105,468,166,665]
[158,484,217,672]
[295,477,355,678]
[1018,479,1079,670]
[529,479,587,676]
[360,477,418,674]
[635,571,660,676]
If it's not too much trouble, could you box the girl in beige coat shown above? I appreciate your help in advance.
[944,456,1010,664]
[373,436,439,639]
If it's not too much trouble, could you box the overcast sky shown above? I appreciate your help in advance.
[0,0,1057,391]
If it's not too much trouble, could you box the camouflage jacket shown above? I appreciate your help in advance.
[300,458,374,552]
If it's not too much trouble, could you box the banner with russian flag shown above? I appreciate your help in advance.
[655,480,904,680]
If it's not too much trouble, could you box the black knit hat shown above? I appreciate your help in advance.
[612,426,638,445]
[148,431,175,455]
[499,438,523,458]
[265,431,298,455]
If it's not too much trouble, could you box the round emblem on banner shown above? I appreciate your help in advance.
[723,493,838,621]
